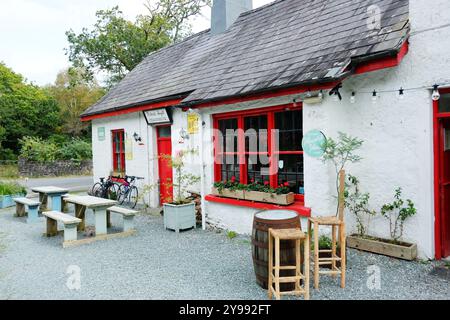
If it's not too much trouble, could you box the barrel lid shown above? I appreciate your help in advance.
[255,210,298,220]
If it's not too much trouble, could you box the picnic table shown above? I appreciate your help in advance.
[31,186,69,213]
[63,195,117,236]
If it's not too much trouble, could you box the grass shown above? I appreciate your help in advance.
[0,164,19,179]
[0,181,26,196]
[226,230,238,240]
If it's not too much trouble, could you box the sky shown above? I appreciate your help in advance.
[0,0,273,86]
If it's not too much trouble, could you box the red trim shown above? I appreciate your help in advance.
[353,41,409,75]
[81,99,183,122]
[193,82,340,109]
[205,194,311,217]
[433,88,450,260]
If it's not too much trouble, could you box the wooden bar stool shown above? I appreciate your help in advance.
[268,228,310,300]
[308,170,346,289]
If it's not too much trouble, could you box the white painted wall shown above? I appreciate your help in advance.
[90,0,450,259]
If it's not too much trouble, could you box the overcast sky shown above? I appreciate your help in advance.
[0,0,273,86]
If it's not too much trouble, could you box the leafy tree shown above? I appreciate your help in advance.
[66,1,210,86]
[46,68,105,137]
[0,63,61,158]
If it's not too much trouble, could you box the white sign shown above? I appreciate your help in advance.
[143,108,171,125]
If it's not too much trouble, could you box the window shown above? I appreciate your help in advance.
[213,105,304,194]
[112,130,126,173]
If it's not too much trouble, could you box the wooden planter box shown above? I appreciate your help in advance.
[244,191,295,206]
[347,235,418,261]
[211,187,245,200]
[163,202,196,233]
[0,194,26,209]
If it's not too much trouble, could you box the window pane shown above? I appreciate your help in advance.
[221,155,240,182]
[275,110,303,151]
[219,118,238,153]
[277,155,304,194]
[246,155,270,184]
[439,94,450,113]
[158,126,171,138]
[244,115,268,153]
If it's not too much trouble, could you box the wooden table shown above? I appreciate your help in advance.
[63,195,117,236]
[31,186,69,213]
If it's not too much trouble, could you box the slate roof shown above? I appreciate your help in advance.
[83,0,409,117]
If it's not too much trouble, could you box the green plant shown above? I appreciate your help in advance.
[345,175,377,237]
[213,178,291,195]
[227,231,238,240]
[321,132,364,214]
[0,181,26,196]
[381,188,417,243]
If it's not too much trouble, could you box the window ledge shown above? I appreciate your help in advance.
[205,194,311,217]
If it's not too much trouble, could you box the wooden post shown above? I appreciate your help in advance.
[46,218,58,237]
[295,239,301,292]
[268,229,273,300]
[275,236,281,300]
[314,222,319,289]
[304,235,310,300]
[332,225,337,277]
[75,204,86,231]
[340,223,346,289]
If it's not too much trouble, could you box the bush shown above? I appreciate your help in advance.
[0,181,26,196]
[19,136,92,163]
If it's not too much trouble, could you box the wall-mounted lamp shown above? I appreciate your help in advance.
[179,128,190,141]
[133,132,142,143]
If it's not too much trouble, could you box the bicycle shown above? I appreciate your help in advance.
[117,176,144,209]
[89,176,120,200]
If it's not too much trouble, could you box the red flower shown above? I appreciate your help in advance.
[250,179,255,184]
[231,176,236,182]
[284,182,290,187]
[264,181,270,186]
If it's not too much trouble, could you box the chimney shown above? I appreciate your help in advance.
[211,0,253,35]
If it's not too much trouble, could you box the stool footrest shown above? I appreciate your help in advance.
[270,275,305,283]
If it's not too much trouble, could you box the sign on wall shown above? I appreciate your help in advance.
[187,113,199,135]
[98,127,106,141]
[302,130,326,158]
[143,108,172,125]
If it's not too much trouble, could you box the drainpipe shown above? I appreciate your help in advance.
[198,110,207,230]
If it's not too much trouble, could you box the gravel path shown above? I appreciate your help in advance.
[0,206,448,300]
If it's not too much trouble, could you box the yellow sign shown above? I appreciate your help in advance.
[125,136,133,160]
[187,113,199,135]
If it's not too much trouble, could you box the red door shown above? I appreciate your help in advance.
[439,118,450,258]
[157,126,173,205]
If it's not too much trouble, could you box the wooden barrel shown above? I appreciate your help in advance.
[252,210,301,290]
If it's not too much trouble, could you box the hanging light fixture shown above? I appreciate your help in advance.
[398,88,405,100]
[318,90,323,99]
[372,90,378,104]
[350,92,356,104]
[432,84,441,101]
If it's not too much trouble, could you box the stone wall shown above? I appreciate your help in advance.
[18,158,92,177]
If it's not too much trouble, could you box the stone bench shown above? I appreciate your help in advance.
[107,206,138,232]
[13,198,41,223]
[43,211,82,244]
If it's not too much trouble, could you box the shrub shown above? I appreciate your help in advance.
[0,181,26,196]
[19,137,58,163]
[56,139,92,162]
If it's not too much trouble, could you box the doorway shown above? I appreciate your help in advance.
[434,90,450,259]
[156,126,173,205]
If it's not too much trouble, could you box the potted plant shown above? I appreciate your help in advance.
[0,181,27,209]
[243,180,295,205]
[347,187,418,261]
[161,149,200,233]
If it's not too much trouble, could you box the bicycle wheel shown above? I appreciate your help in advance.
[117,184,128,205]
[107,183,120,200]
[90,183,102,196]
[127,186,139,209]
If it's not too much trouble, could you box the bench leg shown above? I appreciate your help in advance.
[64,224,78,242]
[46,218,58,237]
[75,204,86,232]
[48,195,61,212]
[16,203,26,217]
[39,193,48,213]
[123,216,134,232]
[107,210,112,228]
[94,208,107,236]
[61,199,69,213]
[27,205,39,223]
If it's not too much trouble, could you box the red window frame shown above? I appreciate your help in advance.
[112,129,126,173]
[213,103,304,193]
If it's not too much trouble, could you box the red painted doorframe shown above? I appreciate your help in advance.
[433,88,450,260]
[156,125,173,205]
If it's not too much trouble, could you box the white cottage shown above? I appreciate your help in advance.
[82,0,450,260]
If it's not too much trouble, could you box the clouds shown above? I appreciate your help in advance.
[0,0,273,85]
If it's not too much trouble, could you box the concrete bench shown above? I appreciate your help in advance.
[107,206,138,232]
[43,211,82,243]
[13,198,41,223]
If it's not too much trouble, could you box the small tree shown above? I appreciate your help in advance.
[321,132,364,213]
[381,188,417,243]
[345,175,377,237]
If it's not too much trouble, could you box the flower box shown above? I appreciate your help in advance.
[0,194,26,209]
[244,190,295,206]
[347,235,417,261]
[211,187,245,200]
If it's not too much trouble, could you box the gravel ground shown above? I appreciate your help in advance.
[0,205,448,300]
